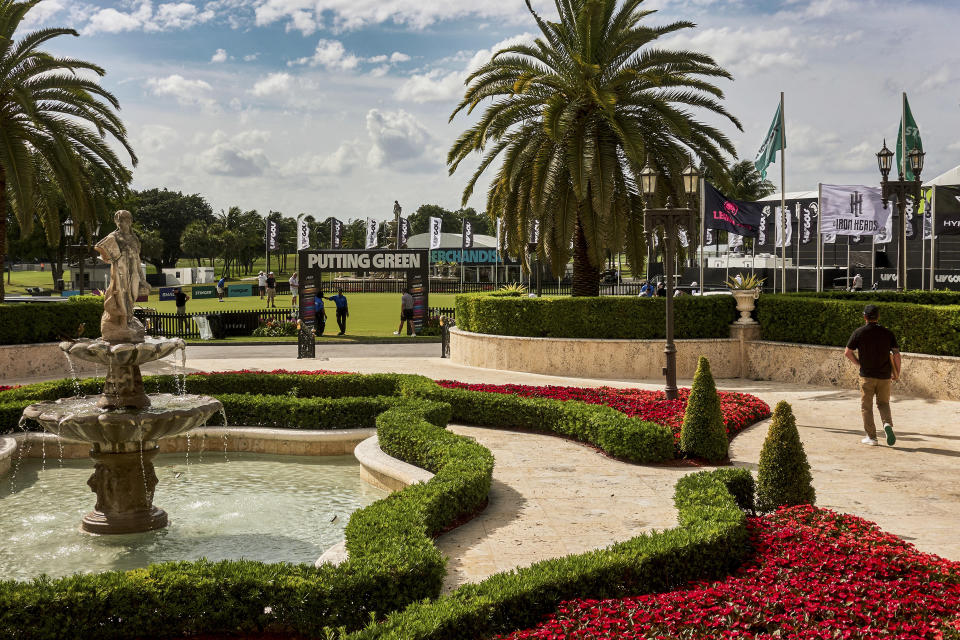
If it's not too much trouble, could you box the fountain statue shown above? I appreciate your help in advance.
[22,211,222,534]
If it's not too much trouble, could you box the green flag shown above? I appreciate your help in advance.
[754,101,785,180]
[896,94,922,181]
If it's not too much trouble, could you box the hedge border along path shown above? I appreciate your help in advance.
[454,291,737,339]
[0,373,766,639]
[756,294,960,356]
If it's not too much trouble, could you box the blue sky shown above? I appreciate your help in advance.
[22,0,960,221]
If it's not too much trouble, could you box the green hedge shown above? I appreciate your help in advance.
[0,296,103,345]
[789,290,960,305]
[0,399,487,639]
[2,373,675,463]
[345,468,753,640]
[454,293,737,339]
[756,295,960,356]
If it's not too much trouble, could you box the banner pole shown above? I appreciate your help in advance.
[846,240,851,291]
[699,177,705,292]
[795,202,800,291]
[780,91,787,293]
[901,91,908,291]
[921,218,926,289]
[871,235,876,290]
[817,184,822,291]
[931,187,937,290]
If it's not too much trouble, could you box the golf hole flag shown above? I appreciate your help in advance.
[704,181,762,237]
[365,218,379,249]
[429,217,442,249]
[297,217,310,251]
[820,185,891,237]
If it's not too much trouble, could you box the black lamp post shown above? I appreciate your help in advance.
[877,140,924,292]
[641,160,699,401]
[63,218,100,295]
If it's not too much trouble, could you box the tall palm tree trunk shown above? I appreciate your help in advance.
[0,167,6,302]
[572,217,599,297]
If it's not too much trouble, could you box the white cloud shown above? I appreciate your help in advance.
[291,39,360,70]
[663,26,804,75]
[390,52,411,63]
[243,53,261,62]
[21,0,67,28]
[83,4,150,35]
[919,65,951,93]
[211,48,228,63]
[196,129,272,177]
[81,0,213,35]
[145,74,218,112]
[285,142,363,177]
[134,124,179,154]
[365,109,439,171]
[251,72,293,96]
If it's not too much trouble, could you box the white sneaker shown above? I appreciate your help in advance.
[860,437,878,446]
[393,331,400,335]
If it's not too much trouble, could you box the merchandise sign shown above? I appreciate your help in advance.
[819,184,890,237]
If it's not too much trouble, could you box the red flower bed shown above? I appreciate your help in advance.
[437,382,770,442]
[0,385,19,392]
[186,369,350,376]
[496,506,960,639]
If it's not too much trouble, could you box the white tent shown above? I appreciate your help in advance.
[756,190,819,202]
[923,164,960,187]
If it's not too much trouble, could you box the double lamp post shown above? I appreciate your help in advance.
[640,160,700,401]
[875,141,924,292]
[62,218,100,295]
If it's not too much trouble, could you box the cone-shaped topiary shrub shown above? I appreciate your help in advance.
[755,400,816,513]
[679,356,728,462]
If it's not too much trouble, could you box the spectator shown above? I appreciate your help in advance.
[852,273,863,292]
[655,281,666,297]
[265,272,277,308]
[394,287,416,336]
[174,287,189,333]
[844,304,900,447]
[216,275,226,302]
[314,291,327,336]
[327,288,348,335]
[638,280,654,297]
[257,271,267,299]
[289,272,299,307]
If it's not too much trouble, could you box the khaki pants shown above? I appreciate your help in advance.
[859,377,893,440]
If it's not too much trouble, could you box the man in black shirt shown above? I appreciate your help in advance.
[844,304,900,446]
[174,287,189,334]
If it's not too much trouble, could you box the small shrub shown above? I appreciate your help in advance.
[755,400,816,513]
[679,356,728,462]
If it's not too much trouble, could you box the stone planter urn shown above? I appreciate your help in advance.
[732,289,759,325]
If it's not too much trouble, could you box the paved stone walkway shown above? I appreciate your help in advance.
[11,346,960,584]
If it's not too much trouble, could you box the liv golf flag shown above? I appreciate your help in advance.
[754,100,785,180]
[896,94,923,181]
[365,218,379,249]
[429,217,442,249]
[267,220,279,251]
[398,217,410,247]
[330,218,343,249]
[462,220,474,249]
[297,217,310,251]
[703,182,763,236]
[820,185,891,237]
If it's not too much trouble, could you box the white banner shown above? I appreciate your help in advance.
[429,216,442,249]
[678,227,690,248]
[820,184,891,237]
[365,217,379,249]
[773,204,792,248]
[728,231,742,250]
[297,217,310,251]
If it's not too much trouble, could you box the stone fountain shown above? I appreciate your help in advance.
[22,210,222,535]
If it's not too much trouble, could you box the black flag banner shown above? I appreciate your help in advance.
[330,218,343,249]
[462,219,474,249]
[755,199,818,249]
[267,220,279,251]
[703,181,762,237]
[935,185,960,235]
[398,217,410,247]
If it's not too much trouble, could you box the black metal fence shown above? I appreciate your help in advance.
[312,279,650,295]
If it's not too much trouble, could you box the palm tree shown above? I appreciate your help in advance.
[0,0,137,300]
[448,0,741,296]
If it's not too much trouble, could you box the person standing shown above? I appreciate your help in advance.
[394,287,415,336]
[174,287,189,334]
[327,288,348,335]
[289,272,299,307]
[844,304,900,446]
[852,273,863,291]
[265,272,277,308]
[216,275,226,302]
[314,291,327,336]
[257,270,267,299]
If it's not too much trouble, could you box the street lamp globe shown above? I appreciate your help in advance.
[908,148,925,178]
[682,161,700,197]
[63,217,75,241]
[876,140,894,180]
[639,160,658,198]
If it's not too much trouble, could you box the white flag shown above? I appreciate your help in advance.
[774,205,792,248]
[728,231,742,250]
[429,216,442,249]
[703,228,713,247]
[297,217,310,251]
[678,227,690,248]
[365,217,379,249]
[820,184,891,237]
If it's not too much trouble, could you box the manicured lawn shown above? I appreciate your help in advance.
[3,269,59,294]
[143,292,458,337]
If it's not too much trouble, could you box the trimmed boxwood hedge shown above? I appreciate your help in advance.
[756,295,960,356]
[1,373,674,463]
[789,290,960,305]
[344,468,753,640]
[0,296,103,345]
[0,372,754,639]
[454,292,737,339]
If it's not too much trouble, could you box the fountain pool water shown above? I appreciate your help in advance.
[0,453,386,580]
